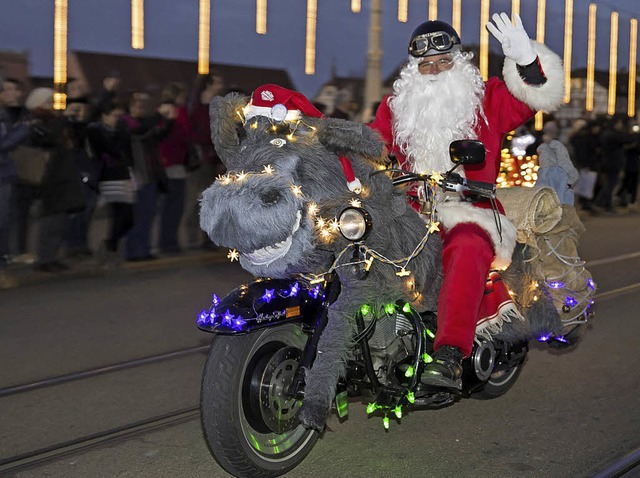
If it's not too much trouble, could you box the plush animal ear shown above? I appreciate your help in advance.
[311,117,387,164]
[209,92,249,166]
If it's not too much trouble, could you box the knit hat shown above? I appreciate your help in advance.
[245,84,362,194]
[25,87,54,111]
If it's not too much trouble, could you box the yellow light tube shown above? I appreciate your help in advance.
[452,0,461,36]
[480,0,490,80]
[563,0,573,103]
[429,0,438,21]
[256,0,267,34]
[398,0,408,23]
[131,0,144,50]
[536,0,546,43]
[586,3,597,112]
[352,0,361,14]
[53,0,67,110]
[198,0,210,74]
[628,19,637,117]
[608,11,619,116]
[305,0,317,75]
[511,0,520,21]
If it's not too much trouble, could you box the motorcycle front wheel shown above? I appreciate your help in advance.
[201,323,318,478]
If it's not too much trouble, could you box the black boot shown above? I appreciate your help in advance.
[421,345,463,390]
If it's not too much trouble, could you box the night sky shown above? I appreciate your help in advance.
[1,0,639,97]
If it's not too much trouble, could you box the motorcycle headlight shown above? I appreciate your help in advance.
[338,207,371,241]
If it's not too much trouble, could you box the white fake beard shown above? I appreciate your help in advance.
[390,53,486,174]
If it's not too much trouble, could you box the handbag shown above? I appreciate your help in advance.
[573,168,598,200]
[10,145,52,186]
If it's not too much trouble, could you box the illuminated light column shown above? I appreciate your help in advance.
[198,0,211,74]
[534,0,546,130]
[608,11,619,116]
[131,0,144,49]
[53,0,67,110]
[351,0,361,14]
[511,0,520,21]
[305,0,317,75]
[586,3,597,112]
[629,19,638,117]
[256,0,267,34]
[429,0,438,21]
[480,0,490,81]
[362,0,382,122]
[398,0,408,23]
[452,0,461,36]
[563,0,573,103]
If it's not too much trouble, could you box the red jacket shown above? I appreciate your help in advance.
[160,106,190,168]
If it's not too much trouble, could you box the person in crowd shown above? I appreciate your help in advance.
[27,88,85,273]
[594,115,638,214]
[329,89,353,120]
[158,82,191,254]
[185,72,226,250]
[92,71,122,122]
[86,100,135,265]
[570,119,602,212]
[370,13,564,388]
[616,125,640,209]
[63,96,96,258]
[122,90,175,261]
[0,78,32,287]
[535,120,579,205]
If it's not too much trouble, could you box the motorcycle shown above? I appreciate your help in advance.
[196,140,574,478]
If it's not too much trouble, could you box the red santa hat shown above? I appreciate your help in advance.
[244,84,362,194]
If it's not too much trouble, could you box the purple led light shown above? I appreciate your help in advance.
[197,309,209,326]
[212,293,221,306]
[537,335,550,342]
[587,278,595,291]
[231,317,247,331]
[208,308,217,324]
[565,296,578,307]
[222,310,234,326]
[309,285,321,299]
[548,281,564,289]
[554,335,569,344]
[289,282,300,297]
[262,289,276,303]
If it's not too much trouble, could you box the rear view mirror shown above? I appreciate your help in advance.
[449,140,485,165]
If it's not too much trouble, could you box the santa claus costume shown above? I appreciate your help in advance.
[370,13,564,388]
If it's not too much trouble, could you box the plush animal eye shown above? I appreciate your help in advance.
[270,138,286,148]
[260,189,282,205]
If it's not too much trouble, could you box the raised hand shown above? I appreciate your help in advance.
[486,12,537,66]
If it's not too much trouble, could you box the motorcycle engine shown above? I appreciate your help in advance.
[365,311,416,385]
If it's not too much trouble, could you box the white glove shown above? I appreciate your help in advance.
[486,12,537,66]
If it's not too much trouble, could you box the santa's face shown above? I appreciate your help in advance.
[389,52,485,174]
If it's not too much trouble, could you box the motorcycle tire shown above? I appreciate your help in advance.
[471,360,525,400]
[201,323,318,478]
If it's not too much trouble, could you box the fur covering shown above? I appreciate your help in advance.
[503,41,564,113]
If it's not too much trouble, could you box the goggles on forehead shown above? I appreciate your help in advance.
[409,31,458,57]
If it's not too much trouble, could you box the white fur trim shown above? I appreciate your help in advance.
[347,178,362,194]
[244,104,302,122]
[437,201,518,270]
[502,41,564,113]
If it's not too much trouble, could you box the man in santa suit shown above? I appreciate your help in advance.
[370,13,564,389]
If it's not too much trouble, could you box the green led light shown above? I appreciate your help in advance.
[360,304,371,316]
[402,303,412,313]
[366,402,377,414]
[404,366,414,378]
[383,416,390,429]
[422,353,433,363]
[335,391,349,418]
[406,391,415,404]
[393,406,403,419]
[426,328,435,339]
[384,303,396,315]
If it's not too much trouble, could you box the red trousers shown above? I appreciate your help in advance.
[434,222,495,357]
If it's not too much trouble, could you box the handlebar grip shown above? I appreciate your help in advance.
[464,179,496,198]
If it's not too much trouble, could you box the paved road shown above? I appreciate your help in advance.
[1,211,639,478]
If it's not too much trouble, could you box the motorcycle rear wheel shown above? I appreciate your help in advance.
[201,324,318,478]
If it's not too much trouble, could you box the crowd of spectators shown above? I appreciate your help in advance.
[0,71,230,287]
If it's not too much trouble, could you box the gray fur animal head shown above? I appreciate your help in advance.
[200,91,442,305]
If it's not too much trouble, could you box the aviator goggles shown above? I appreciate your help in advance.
[409,31,458,57]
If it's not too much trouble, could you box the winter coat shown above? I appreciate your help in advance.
[0,107,31,183]
[86,122,132,181]
[569,129,601,171]
[160,106,190,168]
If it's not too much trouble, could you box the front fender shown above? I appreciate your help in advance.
[196,278,327,335]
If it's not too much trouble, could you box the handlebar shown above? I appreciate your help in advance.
[389,169,496,199]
